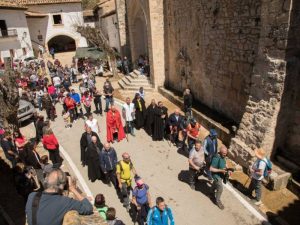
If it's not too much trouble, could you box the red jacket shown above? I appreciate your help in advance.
[42,134,59,150]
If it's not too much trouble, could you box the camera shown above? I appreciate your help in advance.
[223,168,234,184]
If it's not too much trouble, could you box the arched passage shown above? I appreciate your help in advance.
[127,0,148,64]
[132,17,148,59]
[47,35,76,53]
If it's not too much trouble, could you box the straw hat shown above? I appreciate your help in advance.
[255,148,266,159]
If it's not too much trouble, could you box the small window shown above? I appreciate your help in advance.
[53,15,62,25]
[22,48,27,56]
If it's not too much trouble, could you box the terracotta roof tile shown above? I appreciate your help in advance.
[0,0,27,9]
[18,0,82,5]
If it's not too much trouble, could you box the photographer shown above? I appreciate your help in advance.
[188,141,205,190]
[26,169,93,225]
[210,146,231,210]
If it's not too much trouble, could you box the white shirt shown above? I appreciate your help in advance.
[82,73,88,83]
[86,118,99,133]
[53,76,61,86]
[251,158,267,181]
[30,74,38,82]
[122,103,135,121]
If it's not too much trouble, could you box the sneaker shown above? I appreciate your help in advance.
[108,182,112,187]
[125,205,130,212]
[253,200,262,206]
[190,184,195,190]
[216,201,225,210]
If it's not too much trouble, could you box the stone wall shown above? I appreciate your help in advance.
[229,0,293,168]
[164,0,262,123]
[273,0,300,169]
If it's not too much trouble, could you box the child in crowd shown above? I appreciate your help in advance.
[62,110,72,129]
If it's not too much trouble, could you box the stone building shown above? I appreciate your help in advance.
[116,0,300,184]
[94,0,120,53]
[0,0,34,63]
[19,0,87,54]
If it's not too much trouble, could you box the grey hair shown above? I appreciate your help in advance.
[43,169,67,193]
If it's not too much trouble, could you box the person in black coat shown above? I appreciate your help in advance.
[183,88,193,115]
[86,136,103,182]
[144,99,157,136]
[168,108,184,145]
[153,101,168,141]
[80,126,101,167]
[132,93,146,130]
[35,115,45,144]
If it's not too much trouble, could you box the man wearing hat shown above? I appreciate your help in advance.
[247,148,267,206]
[132,176,152,225]
[203,129,218,182]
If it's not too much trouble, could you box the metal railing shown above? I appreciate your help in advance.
[0,29,18,38]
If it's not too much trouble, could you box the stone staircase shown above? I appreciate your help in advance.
[118,69,154,92]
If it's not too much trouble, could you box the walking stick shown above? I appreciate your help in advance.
[125,121,129,142]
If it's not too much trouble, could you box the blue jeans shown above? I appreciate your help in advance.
[248,178,262,201]
[105,96,114,111]
[205,154,213,180]
[126,121,135,135]
[188,137,195,152]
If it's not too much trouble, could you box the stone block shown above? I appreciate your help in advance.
[270,172,291,191]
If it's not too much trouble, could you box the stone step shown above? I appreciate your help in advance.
[124,76,150,84]
[118,80,154,91]
[122,78,151,87]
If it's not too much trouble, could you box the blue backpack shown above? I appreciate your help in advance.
[260,158,272,178]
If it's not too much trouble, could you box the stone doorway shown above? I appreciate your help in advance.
[128,2,148,66]
[47,35,76,53]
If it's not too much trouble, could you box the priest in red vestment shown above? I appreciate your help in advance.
[106,105,125,143]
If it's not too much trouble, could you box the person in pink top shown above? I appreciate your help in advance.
[47,84,56,102]
[82,91,92,115]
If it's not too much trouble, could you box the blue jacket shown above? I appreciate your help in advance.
[203,135,218,156]
[99,148,118,172]
[147,206,175,225]
[71,93,81,104]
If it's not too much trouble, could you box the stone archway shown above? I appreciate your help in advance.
[127,0,149,65]
[47,35,76,53]
[132,16,148,60]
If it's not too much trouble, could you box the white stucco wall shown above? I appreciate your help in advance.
[0,9,34,60]
[98,14,120,53]
[26,3,87,52]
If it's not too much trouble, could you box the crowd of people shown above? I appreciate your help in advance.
[0,54,272,225]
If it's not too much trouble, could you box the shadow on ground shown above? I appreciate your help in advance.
[178,170,213,202]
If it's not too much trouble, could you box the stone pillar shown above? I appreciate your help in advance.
[148,0,165,88]
[115,0,130,57]
[229,0,293,168]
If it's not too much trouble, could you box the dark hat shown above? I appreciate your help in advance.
[209,129,217,137]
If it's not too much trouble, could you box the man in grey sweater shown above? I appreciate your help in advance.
[26,169,93,225]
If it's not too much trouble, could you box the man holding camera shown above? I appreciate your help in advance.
[188,141,205,190]
[26,169,93,225]
[210,146,230,210]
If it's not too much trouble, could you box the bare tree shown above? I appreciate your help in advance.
[0,70,20,130]
[77,26,118,77]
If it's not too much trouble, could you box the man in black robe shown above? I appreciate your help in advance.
[132,93,146,129]
[183,88,193,116]
[144,99,157,136]
[153,101,168,141]
[80,126,100,167]
[86,136,103,182]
